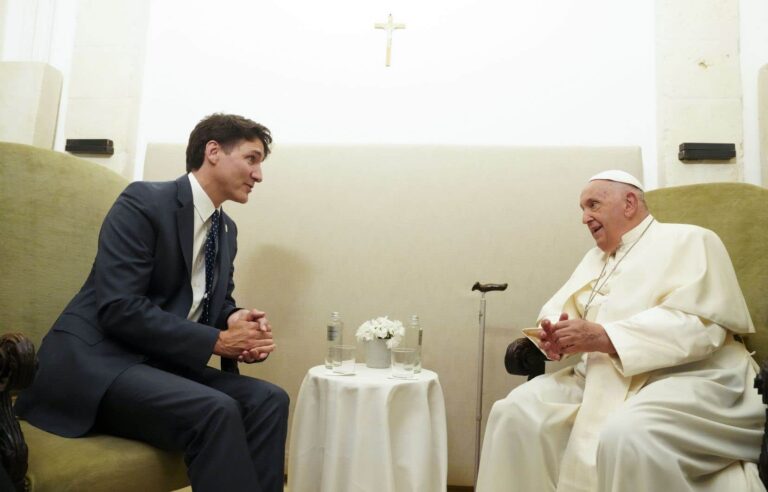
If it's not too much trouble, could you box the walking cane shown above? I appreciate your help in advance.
[471,281,508,486]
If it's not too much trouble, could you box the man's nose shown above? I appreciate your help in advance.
[582,211,590,224]
[251,165,263,183]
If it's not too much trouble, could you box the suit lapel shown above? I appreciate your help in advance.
[175,176,194,277]
[212,211,232,310]
[217,214,231,287]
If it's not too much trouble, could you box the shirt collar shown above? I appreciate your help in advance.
[616,214,654,253]
[188,172,218,222]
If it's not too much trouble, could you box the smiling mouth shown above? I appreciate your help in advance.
[590,225,603,236]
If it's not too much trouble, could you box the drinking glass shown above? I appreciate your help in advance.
[391,347,416,379]
[331,345,356,375]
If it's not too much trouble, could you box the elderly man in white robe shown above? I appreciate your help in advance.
[476,170,765,492]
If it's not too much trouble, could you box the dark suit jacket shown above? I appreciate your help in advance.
[16,175,240,437]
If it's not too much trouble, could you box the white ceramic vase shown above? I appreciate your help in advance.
[366,338,391,368]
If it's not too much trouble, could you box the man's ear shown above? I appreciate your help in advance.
[204,140,220,166]
[624,191,639,218]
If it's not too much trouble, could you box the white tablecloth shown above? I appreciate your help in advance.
[288,364,448,492]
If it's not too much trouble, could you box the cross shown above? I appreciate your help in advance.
[374,14,406,67]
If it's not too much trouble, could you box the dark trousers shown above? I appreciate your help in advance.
[96,363,289,492]
[0,460,14,491]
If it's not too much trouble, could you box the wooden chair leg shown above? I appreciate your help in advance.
[0,333,37,492]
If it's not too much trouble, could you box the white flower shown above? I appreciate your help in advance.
[355,316,404,348]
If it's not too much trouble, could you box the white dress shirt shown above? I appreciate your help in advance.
[187,172,219,321]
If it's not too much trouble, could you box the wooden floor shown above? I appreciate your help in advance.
[175,483,475,491]
[176,485,474,491]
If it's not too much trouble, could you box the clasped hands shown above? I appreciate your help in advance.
[214,309,276,364]
[538,313,616,361]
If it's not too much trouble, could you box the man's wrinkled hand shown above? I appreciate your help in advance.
[539,313,569,360]
[542,316,615,357]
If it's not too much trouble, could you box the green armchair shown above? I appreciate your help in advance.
[504,181,768,484]
[0,142,188,491]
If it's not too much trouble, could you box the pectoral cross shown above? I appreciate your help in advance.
[374,14,406,67]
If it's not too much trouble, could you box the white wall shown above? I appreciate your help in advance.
[62,0,150,178]
[0,0,7,56]
[138,0,657,185]
[0,0,78,151]
[0,62,62,147]
[741,0,768,185]
[655,0,746,186]
[4,2,764,186]
[0,0,150,179]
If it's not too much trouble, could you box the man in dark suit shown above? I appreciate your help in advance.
[15,113,289,492]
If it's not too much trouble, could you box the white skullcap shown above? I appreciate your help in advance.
[588,170,644,191]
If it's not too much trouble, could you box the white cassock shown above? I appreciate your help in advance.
[477,215,766,492]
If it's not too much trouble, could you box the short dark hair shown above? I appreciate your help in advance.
[186,113,272,172]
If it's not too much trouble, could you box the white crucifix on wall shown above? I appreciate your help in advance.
[374,14,406,67]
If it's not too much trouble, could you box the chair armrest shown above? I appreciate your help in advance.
[0,333,37,492]
[504,337,546,380]
[753,360,768,488]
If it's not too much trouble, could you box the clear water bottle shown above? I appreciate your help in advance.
[409,314,422,373]
[325,312,344,370]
